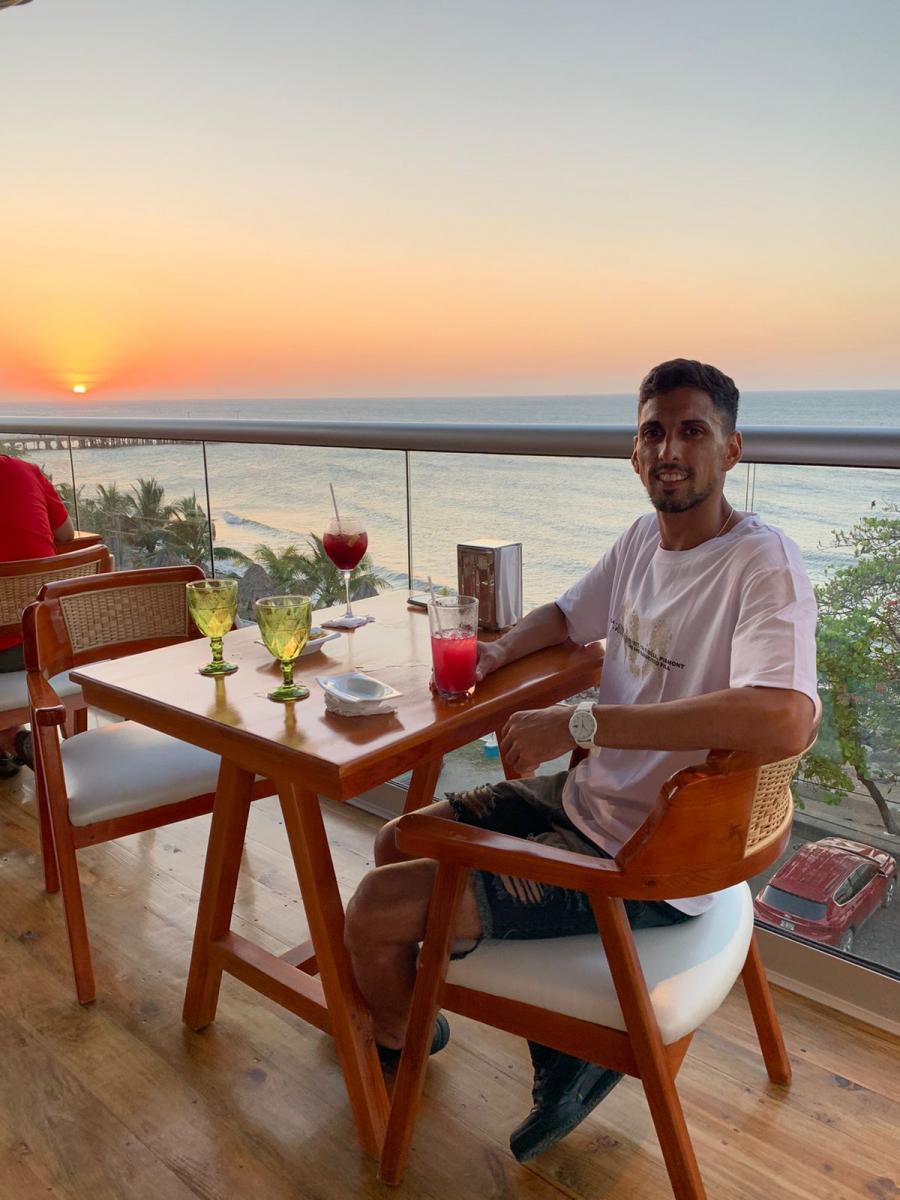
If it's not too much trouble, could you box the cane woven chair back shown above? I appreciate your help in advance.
[0,545,112,641]
[23,565,206,680]
[746,752,804,852]
[614,698,822,898]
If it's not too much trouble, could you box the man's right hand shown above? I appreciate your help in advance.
[475,640,507,682]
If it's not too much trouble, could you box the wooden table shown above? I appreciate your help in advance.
[71,590,602,1157]
[55,530,103,554]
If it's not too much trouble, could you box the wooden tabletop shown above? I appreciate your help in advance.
[55,530,103,554]
[71,590,602,800]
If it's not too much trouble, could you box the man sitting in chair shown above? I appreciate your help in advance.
[344,358,818,1161]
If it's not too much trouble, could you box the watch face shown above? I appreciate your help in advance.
[571,711,595,741]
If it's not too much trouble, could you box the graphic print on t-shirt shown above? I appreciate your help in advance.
[610,599,685,681]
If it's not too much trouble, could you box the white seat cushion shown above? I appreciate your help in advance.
[61,721,221,826]
[0,669,83,715]
[446,883,753,1045]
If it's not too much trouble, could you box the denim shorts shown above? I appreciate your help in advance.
[446,772,692,945]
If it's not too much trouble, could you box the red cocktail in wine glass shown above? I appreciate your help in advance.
[323,517,369,621]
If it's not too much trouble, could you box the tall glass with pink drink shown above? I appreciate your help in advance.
[427,594,478,701]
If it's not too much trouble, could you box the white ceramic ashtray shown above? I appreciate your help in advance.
[315,671,402,704]
[299,628,342,656]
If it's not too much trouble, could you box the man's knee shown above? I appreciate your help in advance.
[344,861,437,956]
[373,798,457,866]
[373,818,402,866]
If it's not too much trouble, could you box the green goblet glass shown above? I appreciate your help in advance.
[186,579,239,676]
[255,595,312,702]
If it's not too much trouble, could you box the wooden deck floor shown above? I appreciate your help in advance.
[1,766,897,1200]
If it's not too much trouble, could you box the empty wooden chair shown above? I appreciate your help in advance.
[379,712,820,1200]
[23,565,273,1004]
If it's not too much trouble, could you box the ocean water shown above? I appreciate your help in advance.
[3,391,898,601]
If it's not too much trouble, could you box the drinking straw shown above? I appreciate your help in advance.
[428,575,443,636]
[329,482,342,531]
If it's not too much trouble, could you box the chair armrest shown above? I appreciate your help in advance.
[26,671,66,727]
[395,812,632,896]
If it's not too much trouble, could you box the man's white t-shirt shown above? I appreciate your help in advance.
[555,512,818,916]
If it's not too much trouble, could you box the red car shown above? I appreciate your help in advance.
[754,837,896,954]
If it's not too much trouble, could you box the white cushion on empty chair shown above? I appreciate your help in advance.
[445,883,753,1046]
[61,720,221,826]
[0,668,83,715]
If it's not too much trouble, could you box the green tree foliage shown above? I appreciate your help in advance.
[294,533,384,606]
[215,534,385,606]
[129,477,174,562]
[802,507,900,834]
[164,493,214,569]
[55,477,213,573]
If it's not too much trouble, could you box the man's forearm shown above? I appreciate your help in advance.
[489,601,570,668]
[592,687,814,760]
[53,516,75,544]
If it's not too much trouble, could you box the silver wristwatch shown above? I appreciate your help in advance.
[568,700,599,752]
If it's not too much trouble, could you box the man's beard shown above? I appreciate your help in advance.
[649,484,713,514]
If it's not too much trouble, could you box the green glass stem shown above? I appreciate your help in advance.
[199,633,238,676]
[281,660,294,688]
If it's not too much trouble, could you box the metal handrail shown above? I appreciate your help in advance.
[1,416,898,468]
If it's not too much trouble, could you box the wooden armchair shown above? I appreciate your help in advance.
[0,543,112,737]
[379,715,820,1200]
[23,565,273,1005]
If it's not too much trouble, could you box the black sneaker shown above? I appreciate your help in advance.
[509,1040,622,1162]
[377,1012,450,1067]
[0,752,20,780]
[13,730,33,770]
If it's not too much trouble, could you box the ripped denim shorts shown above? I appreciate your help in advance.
[446,771,691,945]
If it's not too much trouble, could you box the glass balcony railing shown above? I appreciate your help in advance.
[1,417,898,982]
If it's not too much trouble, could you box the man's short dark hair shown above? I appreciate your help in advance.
[638,359,740,433]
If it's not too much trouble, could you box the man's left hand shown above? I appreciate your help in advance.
[499,705,574,776]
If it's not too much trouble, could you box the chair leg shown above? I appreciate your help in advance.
[379,863,469,1186]
[741,934,791,1085]
[592,896,706,1200]
[53,822,96,1005]
[30,726,60,894]
[35,763,60,895]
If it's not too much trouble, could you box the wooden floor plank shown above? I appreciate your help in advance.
[2,768,898,1200]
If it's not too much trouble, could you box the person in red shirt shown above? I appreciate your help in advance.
[1,455,75,776]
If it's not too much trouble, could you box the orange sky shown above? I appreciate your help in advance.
[1,2,898,403]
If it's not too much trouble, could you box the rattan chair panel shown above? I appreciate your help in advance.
[0,561,101,627]
[59,582,190,654]
[746,754,801,851]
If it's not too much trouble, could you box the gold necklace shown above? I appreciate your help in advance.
[658,502,735,551]
[713,502,735,538]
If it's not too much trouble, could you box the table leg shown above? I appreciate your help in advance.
[183,760,254,1031]
[403,756,443,814]
[278,781,389,1159]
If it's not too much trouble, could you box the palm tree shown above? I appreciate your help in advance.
[129,478,173,563]
[213,543,309,590]
[54,480,85,522]
[83,482,134,565]
[212,536,386,606]
[294,533,385,607]
[165,493,214,569]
